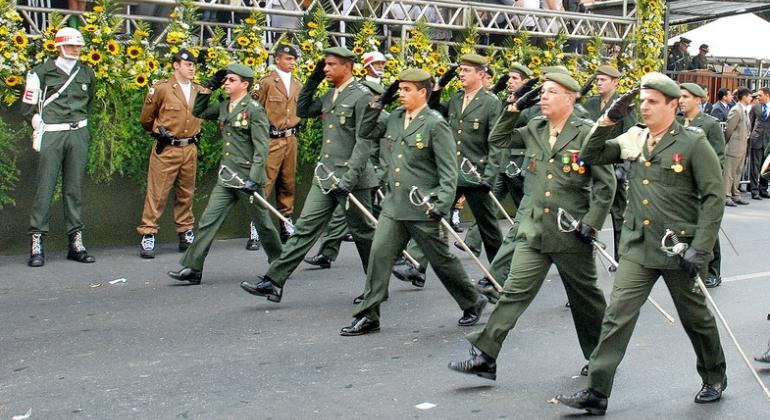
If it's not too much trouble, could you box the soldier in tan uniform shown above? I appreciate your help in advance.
[248,44,302,247]
[137,49,204,258]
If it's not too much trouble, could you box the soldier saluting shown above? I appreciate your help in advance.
[137,49,205,259]
[21,27,96,267]
[167,64,283,284]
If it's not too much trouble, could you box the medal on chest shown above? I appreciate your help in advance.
[671,152,684,173]
[561,153,571,173]
[240,111,249,129]
[571,152,581,172]
[472,119,480,130]
[339,115,346,125]
[415,133,424,149]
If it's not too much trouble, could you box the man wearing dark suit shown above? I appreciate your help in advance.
[710,88,732,123]
[748,87,770,199]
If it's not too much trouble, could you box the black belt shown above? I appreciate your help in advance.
[270,127,298,138]
[169,133,201,147]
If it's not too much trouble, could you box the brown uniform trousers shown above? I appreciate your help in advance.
[137,77,204,235]
[254,70,301,216]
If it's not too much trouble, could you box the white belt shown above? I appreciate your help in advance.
[44,119,88,132]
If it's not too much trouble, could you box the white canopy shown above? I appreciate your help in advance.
[668,13,770,61]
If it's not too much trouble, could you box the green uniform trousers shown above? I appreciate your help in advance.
[181,184,282,271]
[316,205,349,262]
[609,177,628,261]
[467,241,607,360]
[587,258,726,397]
[30,129,90,235]
[466,174,524,251]
[354,214,479,321]
[708,237,721,280]
[266,184,374,287]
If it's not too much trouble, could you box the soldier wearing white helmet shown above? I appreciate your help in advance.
[21,27,97,267]
[361,51,386,84]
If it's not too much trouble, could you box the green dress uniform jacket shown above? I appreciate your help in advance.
[583,93,638,137]
[582,122,724,266]
[21,58,96,235]
[678,111,725,168]
[178,92,283,271]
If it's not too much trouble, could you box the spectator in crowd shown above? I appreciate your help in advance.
[748,87,770,200]
[724,87,752,207]
[710,88,733,123]
[689,44,709,70]
[667,37,691,71]
[701,91,713,114]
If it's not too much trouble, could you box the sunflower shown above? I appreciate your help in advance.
[126,45,142,59]
[46,26,58,35]
[12,32,27,48]
[106,40,120,55]
[353,46,364,55]
[147,59,158,71]
[513,37,523,45]
[244,17,256,25]
[362,27,375,36]
[308,29,317,37]
[504,53,514,61]
[300,40,313,52]
[42,40,56,52]
[82,24,98,32]
[307,21,318,29]
[588,63,598,71]
[641,64,654,74]
[385,59,396,68]
[306,62,316,72]
[93,5,105,12]
[544,40,556,49]
[4,75,21,87]
[236,36,250,47]
[0,27,7,36]
[586,45,596,54]
[389,45,400,54]
[243,56,257,66]
[87,50,103,64]
[134,74,148,88]
[530,56,542,66]
[436,65,448,76]
[259,49,269,61]
[207,49,218,59]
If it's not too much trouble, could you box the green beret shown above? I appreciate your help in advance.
[544,72,580,92]
[641,72,681,98]
[323,47,356,60]
[459,53,488,68]
[596,64,621,78]
[398,68,431,82]
[509,63,533,78]
[226,63,254,79]
[680,82,706,98]
[360,80,385,95]
[540,65,570,75]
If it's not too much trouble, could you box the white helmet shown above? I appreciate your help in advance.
[362,51,386,68]
[54,27,85,47]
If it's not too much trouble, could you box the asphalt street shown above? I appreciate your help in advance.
[2,199,770,419]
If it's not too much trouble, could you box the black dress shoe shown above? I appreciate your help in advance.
[245,238,261,251]
[393,256,406,266]
[304,254,332,269]
[475,277,500,304]
[240,277,282,302]
[755,346,770,363]
[168,267,202,284]
[340,316,380,336]
[555,388,608,415]
[447,347,497,380]
[67,249,96,263]
[392,262,426,287]
[454,241,481,257]
[704,275,722,288]
[752,194,762,200]
[580,364,589,376]
[694,377,726,403]
[352,294,364,304]
[734,197,749,205]
[342,233,354,242]
[760,191,770,198]
[458,296,488,326]
[725,199,737,207]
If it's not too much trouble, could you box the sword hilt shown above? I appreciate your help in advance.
[661,228,688,257]
[218,165,246,188]
[557,208,579,233]
[408,186,433,210]
[314,162,337,195]
[459,157,482,180]
[504,160,522,178]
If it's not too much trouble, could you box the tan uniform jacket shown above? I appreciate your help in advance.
[254,70,301,130]
[140,77,204,138]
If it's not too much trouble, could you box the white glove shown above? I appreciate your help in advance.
[31,113,42,130]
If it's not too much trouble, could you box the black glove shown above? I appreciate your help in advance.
[606,88,639,122]
[437,65,458,88]
[491,74,510,95]
[242,179,261,195]
[679,247,707,278]
[308,58,326,83]
[207,69,228,91]
[332,182,351,202]
[428,207,445,222]
[514,87,540,112]
[575,222,596,244]
[513,76,540,99]
[372,82,399,110]
[578,74,596,99]
[478,179,493,193]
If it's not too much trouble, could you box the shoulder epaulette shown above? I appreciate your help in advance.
[685,126,704,134]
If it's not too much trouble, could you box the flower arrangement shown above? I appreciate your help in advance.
[232,10,270,79]
[295,7,329,83]
[0,0,31,105]
[625,0,665,89]
[350,19,381,78]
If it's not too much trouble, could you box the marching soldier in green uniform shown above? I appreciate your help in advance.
[240,47,379,303]
[555,73,726,415]
[339,68,488,336]
[582,65,638,262]
[304,80,389,270]
[21,27,96,267]
[394,54,504,285]
[678,82,725,288]
[447,72,615,381]
[167,64,283,284]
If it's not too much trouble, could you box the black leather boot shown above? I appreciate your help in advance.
[67,231,95,263]
[28,233,45,267]
[555,388,608,415]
